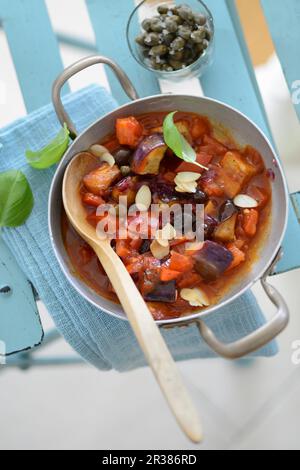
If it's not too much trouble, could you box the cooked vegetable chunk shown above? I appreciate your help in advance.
[83,163,121,195]
[242,209,259,237]
[194,241,233,281]
[219,151,257,198]
[131,134,167,175]
[144,281,177,303]
[116,117,143,148]
[213,213,238,243]
[111,176,138,206]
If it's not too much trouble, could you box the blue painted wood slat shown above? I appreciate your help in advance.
[261,0,300,122]
[85,0,160,104]
[0,239,43,356]
[204,0,300,274]
[0,0,67,113]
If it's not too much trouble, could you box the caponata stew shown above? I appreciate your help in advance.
[62,111,272,321]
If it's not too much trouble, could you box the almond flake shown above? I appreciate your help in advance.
[233,194,258,209]
[175,172,201,184]
[150,239,170,259]
[180,287,210,307]
[175,181,197,194]
[185,241,204,251]
[90,144,109,157]
[135,185,152,211]
[100,153,115,167]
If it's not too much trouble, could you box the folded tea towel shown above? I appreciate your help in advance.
[0,85,277,371]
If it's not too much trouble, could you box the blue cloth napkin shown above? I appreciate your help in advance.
[0,85,277,371]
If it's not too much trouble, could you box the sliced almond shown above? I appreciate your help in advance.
[155,233,170,247]
[175,180,198,193]
[233,194,258,208]
[175,172,201,184]
[180,287,210,307]
[135,185,152,211]
[161,223,177,240]
[100,153,115,167]
[155,223,176,247]
[90,144,109,157]
[150,239,170,259]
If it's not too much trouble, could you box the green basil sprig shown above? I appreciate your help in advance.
[163,111,208,170]
[0,170,34,227]
[26,124,70,170]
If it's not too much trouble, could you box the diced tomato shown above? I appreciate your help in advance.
[162,171,177,183]
[243,146,264,174]
[190,117,211,140]
[202,135,228,156]
[129,238,143,250]
[202,179,224,197]
[116,240,131,258]
[247,185,270,209]
[81,192,105,207]
[227,243,246,270]
[175,152,213,174]
[160,267,181,282]
[116,117,143,148]
[177,273,201,288]
[242,209,259,237]
[169,251,194,272]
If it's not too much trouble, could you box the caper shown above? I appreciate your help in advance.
[157,4,169,15]
[149,44,168,57]
[161,63,174,72]
[149,17,164,32]
[178,5,194,21]
[170,36,185,51]
[205,28,211,40]
[147,58,162,70]
[162,30,175,46]
[144,32,161,46]
[114,148,132,166]
[164,17,178,33]
[135,34,146,46]
[178,25,192,40]
[168,59,184,70]
[194,13,207,26]
[171,14,183,25]
[169,50,184,60]
[190,28,206,43]
[142,18,152,32]
[202,39,210,49]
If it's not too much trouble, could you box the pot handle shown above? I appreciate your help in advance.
[52,55,139,139]
[196,249,289,359]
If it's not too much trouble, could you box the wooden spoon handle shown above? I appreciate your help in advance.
[91,241,203,443]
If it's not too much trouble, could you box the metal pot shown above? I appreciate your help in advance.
[48,55,289,359]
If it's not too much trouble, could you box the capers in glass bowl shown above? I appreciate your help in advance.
[127,1,214,79]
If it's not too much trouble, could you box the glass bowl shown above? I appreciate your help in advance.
[127,0,215,81]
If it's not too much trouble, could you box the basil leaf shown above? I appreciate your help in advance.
[26,123,70,169]
[0,170,34,227]
[163,112,208,170]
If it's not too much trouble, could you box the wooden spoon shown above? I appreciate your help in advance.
[62,152,203,443]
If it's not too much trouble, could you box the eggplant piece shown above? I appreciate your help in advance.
[83,164,121,195]
[111,176,138,206]
[131,134,167,175]
[194,241,233,281]
[139,239,152,254]
[219,151,257,198]
[213,213,238,243]
[204,215,218,240]
[144,281,177,303]
[219,200,237,222]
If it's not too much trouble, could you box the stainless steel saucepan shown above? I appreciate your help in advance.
[48,55,289,359]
